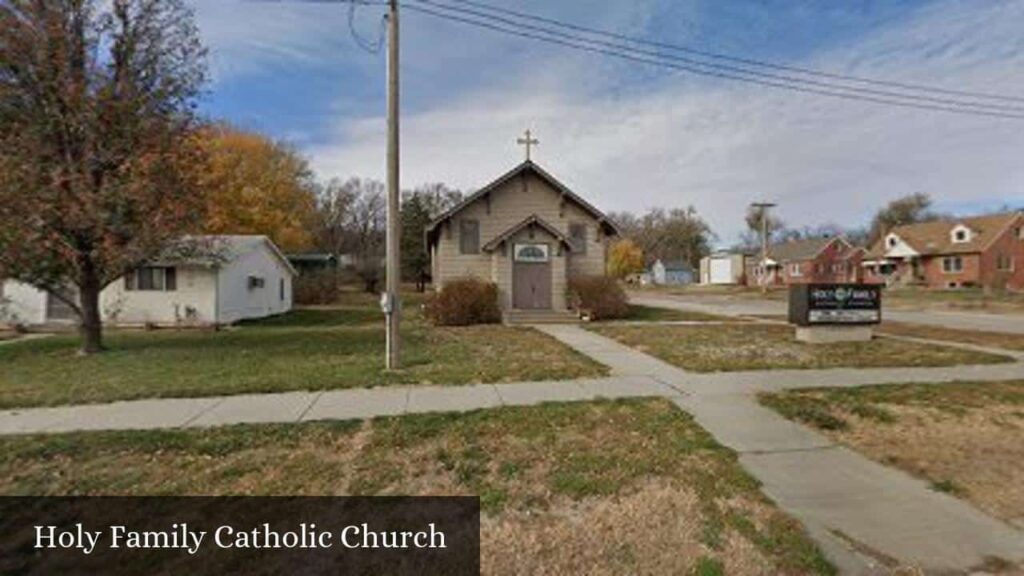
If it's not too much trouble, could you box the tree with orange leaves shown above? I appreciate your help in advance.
[195,125,318,252]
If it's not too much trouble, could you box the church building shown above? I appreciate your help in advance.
[425,138,618,315]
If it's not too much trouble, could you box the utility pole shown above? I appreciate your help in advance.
[384,0,401,369]
[750,202,776,294]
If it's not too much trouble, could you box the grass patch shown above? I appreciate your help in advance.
[617,304,732,322]
[878,321,1024,352]
[590,324,1012,372]
[0,399,833,575]
[0,293,605,408]
[760,380,1024,522]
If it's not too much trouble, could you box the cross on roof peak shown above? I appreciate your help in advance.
[516,129,539,161]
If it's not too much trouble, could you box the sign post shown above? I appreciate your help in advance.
[788,284,882,343]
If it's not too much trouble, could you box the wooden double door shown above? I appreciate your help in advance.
[512,261,552,310]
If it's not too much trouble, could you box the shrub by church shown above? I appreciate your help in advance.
[425,159,619,313]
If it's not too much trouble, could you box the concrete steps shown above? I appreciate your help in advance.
[503,309,580,325]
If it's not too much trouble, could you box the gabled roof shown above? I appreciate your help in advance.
[158,235,297,276]
[425,160,619,246]
[868,212,1022,257]
[481,215,573,252]
[765,236,851,263]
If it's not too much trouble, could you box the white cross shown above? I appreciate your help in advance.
[517,129,539,161]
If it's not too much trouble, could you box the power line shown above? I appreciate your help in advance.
[438,0,1024,105]
[348,0,387,54]
[402,2,1024,120]
[407,0,1024,115]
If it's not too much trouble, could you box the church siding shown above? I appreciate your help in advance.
[432,168,611,311]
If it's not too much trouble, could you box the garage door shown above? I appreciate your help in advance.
[709,258,732,284]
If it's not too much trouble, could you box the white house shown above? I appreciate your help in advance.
[0,235,295,328]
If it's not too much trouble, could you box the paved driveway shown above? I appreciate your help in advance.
[631,292,1024,334]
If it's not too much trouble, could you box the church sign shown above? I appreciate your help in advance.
[788,284,881,326]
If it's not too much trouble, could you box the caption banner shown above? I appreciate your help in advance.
[0,496,479,575]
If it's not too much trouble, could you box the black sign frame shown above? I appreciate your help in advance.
[788,283,882,326]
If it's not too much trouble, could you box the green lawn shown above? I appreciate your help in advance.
[589,324,1014,373]
[0,294,605,408]
[615,304,733,323]
[0,399,833,575]
[760,381,1024,523]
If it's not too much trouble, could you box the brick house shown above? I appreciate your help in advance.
[746,236,864,287]
[863,212,1024,291]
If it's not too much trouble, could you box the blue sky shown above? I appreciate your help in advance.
[192,0,1024,244]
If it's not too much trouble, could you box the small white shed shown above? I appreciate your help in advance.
[1,235,295,328]
[699,253,747,285]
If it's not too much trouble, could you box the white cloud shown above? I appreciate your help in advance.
[301,0,1024,245]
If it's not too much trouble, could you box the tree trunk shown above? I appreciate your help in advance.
[78,277,105,355]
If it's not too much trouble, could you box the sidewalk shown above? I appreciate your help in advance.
[532,325,1024,575]
[0,375,674,435]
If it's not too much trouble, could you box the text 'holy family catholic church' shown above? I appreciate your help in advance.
[425,132,620,318]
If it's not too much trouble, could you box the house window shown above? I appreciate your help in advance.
[831,263,846,274]
[997,254,1015,272]
[125,267,176,292]
[951,225,971,243]
[280,278,286,301]
[789,263,802,277]
[459,219,480,254]
[248,276,265,289]
[569,222,588,255]
[1017,227,1023,240]
[886,235,898,248]
[942,256,963,273]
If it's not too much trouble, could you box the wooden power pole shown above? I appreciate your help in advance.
[384,0,401,369]
[751,202,776,294]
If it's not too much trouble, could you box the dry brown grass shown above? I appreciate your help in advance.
[761,381,1024,525]
[878,321,1024,352]
[590,324,1013,372]
[0,400,833,575]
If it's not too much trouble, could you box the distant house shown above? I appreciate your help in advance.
[650,259,695,285]
[699,252,747,285]
[746,236,864,287]
[286,252,339,276]
[1,235,295,328]
[863,212,1024,290]
[424,160,619,315]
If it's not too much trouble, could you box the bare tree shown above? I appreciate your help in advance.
[867,192,938,245]
[344,179,386,292]
[0,0,207,354]
[609,207,714,268]
[313,178,360,258]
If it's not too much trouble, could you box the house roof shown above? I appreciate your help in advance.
[868,212,1021,258]
[425,160,619,247]
[764,236,850,263]
[481,215,574,252]
[159,235,297,276]
[286,253,338,263]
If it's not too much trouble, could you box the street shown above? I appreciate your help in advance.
[630,292,1024,335]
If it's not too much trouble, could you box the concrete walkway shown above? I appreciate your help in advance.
[2,324,1024,573]
[534,324,1024,575]
[0,375,675,435]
